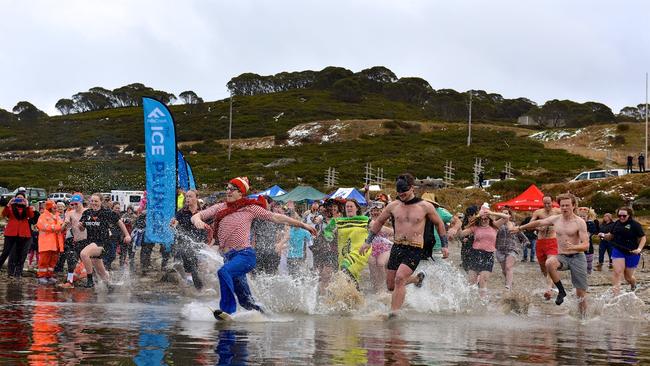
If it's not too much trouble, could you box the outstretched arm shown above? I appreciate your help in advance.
[512,215,556,233]
[269,212,317,236]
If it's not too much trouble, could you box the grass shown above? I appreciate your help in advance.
[0,126,597,193]
[0,90,439,151]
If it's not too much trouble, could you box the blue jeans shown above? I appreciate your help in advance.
[523,239,536,261]
[598,240,613,264]
[218,248,258,314]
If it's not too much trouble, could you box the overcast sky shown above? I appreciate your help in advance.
[1,0,649,115]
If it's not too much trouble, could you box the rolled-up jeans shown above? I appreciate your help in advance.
[218,247,258,314]
[523,239,536,261]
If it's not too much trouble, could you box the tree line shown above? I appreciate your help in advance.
[0,66,647,127]
[226,66,645,127]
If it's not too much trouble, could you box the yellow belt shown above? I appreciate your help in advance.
[393,239,423,249]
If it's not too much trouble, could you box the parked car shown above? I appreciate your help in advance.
[1,187,47,206]
[48,192,72,203]
[570,169,628,182]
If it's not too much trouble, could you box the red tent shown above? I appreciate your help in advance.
[494,184,559,211]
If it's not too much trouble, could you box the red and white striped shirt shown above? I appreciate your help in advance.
[199,203,274,252]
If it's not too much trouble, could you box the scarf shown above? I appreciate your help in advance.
[211,196,267,240]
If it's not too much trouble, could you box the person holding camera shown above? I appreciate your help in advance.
[0,192,35,277]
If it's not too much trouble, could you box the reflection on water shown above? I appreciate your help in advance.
[1,278,650,365]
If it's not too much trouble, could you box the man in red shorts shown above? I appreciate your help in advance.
[516,196,560,300]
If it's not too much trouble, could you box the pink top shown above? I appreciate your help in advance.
[471,225,497,252]
[199,203,274,252]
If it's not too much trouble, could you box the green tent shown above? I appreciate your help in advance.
[273,185,328,202]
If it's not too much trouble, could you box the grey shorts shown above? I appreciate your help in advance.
[495,250,517,263]
[557,253,588,290]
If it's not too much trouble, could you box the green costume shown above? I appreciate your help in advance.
[323,215,371,282]
[433,207,453,249]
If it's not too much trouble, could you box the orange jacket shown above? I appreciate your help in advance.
[36,210,64,252]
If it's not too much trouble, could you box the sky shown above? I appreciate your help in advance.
[1,0,649,115]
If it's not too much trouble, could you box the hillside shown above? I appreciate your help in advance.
[2,83,640,194]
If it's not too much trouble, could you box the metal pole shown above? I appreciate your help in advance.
[467,91,472,146]
[228,94,233,160]
[643,72,648,167]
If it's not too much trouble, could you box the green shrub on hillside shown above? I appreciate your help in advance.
[616,123,630,132]
[488,178,536,198]
[586,192,624,215]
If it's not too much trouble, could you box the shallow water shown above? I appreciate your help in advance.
[2,266,650,366]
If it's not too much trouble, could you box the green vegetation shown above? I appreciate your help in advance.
[585,192,625,215]
[0,126,597,192]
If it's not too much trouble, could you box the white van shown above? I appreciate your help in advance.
[110,190,144,212]
[571,169,628,182]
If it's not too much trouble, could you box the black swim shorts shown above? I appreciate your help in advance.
[387,244,423,271]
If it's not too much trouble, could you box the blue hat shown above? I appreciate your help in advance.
[70,194,83,203]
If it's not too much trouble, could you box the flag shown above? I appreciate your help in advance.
[143,97,176,250]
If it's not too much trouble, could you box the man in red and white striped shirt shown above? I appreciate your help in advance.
[192,177,315,320]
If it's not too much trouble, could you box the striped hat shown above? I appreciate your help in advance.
[229,177,250,195]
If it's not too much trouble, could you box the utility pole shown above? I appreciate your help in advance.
[228,93,233,160]
[645,72,648,169]
[467,90,472,147]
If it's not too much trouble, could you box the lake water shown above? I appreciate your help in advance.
[1,259,649,365]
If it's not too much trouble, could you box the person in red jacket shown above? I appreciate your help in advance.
[0,192,35,278]
[36,200,64,284]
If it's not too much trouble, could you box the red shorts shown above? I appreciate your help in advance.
[536,238,558,265]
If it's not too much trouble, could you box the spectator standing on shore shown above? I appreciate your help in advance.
[36,201,64,285]
[639,153,646,173]
[595,213,614,271]
[0,192,34,277]
[627,155,634,174]
[520,216,537,262]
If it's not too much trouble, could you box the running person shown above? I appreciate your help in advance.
[528,196,561,300]
[456,205,510,297]
[323,199,372,286]
[360,173,446,317]
[77,194,132,288]
[171,190,207,290]
[600,207,646,295]
[191,177,316,320]
[513,193,590,316]
[366,201,394,292]
[60,193,86,288]
[495,207,529,290]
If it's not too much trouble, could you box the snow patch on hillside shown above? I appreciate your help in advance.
[529,129,584,142]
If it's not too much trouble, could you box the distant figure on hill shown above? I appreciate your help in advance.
[639,153,646,173]
[627,155,634,174]
[478,172,485,188]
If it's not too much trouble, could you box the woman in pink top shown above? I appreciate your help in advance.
[457,205,510,297]
[191,177,316,321]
